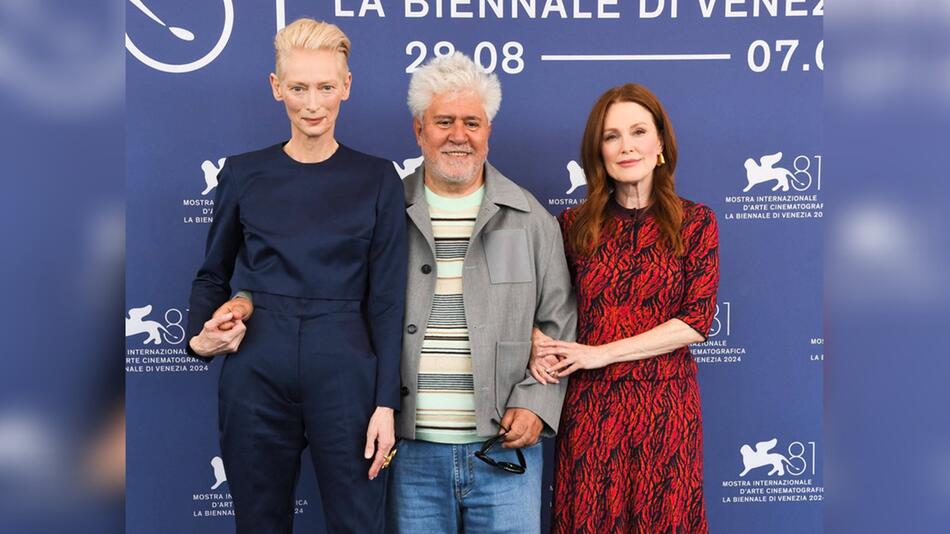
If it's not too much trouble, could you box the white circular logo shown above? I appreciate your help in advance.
[125,0,234,74]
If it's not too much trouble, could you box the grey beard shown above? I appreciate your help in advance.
[436,169,477,185]
[426,156,484,186]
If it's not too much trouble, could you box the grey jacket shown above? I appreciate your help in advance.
[398,162,577,439]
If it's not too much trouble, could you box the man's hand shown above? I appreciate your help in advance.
[364,406,396,480]
[213,296,254,331]
[188,309,247,357]
[499,407,543,449]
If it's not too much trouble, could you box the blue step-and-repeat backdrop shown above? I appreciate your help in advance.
[126,1,823,532]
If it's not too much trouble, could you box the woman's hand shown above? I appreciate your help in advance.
[536,340,614,377]
[528,328,561,384]
[364,406,396,480]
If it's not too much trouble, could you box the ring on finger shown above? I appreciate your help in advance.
[381,448,398,469]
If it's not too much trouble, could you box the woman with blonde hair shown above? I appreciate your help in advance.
[186,19,406,533]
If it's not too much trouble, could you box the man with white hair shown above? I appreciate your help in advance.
[389,52,576,533]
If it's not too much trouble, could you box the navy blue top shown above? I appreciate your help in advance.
[186,142,408,408]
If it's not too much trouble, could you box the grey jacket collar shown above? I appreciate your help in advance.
[404,160,532,213]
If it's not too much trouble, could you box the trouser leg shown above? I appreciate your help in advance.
[388,439,461,533]
[462,441,543,534]
[300,311,388,534]
[218,308,305,534]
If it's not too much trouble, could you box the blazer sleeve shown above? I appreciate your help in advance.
[505,214,578,436]
[365,164,409,409]
[185,160,243,359]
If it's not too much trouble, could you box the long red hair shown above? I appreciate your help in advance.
[567,84,684,257]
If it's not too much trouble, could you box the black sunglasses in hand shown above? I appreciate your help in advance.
[474,433,526,474]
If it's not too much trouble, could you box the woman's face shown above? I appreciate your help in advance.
[600,101,663,187]
[269,48,351,142]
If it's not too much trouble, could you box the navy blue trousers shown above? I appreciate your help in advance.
[218,293,386,534]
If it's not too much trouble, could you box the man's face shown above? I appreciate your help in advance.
[414,91,491,186]
[270,48,351,141]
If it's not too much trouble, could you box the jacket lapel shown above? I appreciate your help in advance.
[403,168,436,258]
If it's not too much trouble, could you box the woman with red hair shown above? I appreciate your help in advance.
[530,84,719,533]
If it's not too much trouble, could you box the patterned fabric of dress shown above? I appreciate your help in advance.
[562,198,718,381]
[553,197,719,534]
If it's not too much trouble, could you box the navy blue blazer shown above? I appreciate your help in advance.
[186,143,408,408]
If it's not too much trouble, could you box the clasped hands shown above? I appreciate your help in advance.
[187,296,254,357]
[528,328,612,384]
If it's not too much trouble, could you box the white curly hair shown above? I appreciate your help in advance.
[407,52,501,121]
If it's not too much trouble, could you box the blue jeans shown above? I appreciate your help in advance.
[388,438,542,534]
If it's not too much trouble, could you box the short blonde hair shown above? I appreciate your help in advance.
[274,18,350,77]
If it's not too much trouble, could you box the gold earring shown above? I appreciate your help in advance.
[657,152,666,166]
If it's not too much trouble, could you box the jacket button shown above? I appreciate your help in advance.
[400,386,410,397]
[421,264,432,274]
[406,324,418,334]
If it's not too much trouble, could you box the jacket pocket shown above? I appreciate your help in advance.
[494,341,532,416]
[483,229,533,284]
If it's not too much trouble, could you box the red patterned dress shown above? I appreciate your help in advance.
[552,198,719,534]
